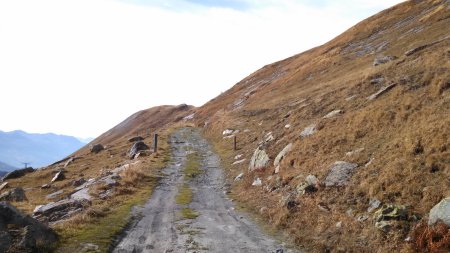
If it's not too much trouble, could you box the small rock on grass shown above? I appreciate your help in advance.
[252,178,262,186]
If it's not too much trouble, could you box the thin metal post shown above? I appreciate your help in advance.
[233,135,237,151]
[153,133,158,153]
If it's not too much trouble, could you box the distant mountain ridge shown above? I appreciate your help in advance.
[0,130,86,170]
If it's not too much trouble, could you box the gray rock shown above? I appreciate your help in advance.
[264,132,274,142]
[41,184,51,189]
[324,161,358,187]
[128,136,144,143]
[51,171,65,183]
[323,110,344,119]
[367,82,397,100]
[370,77,385,85]
[0,202,58,250]
[2,167,34,181]
[274,143,293,167]
[368,198,381,213]
[33,199,84,222]
[249,147,270,171]
[91,144,104,153]
[428,197,450,226]
[0,187,27,202]
[346,148,365,156]
[64,157,74,168]
[305,175,319,186]
[232,159,246,165]
[374,204,407,222]
[222,129,234,136]
[373,55,397,66]
[129,141,150,159]
[71,188,92,201]
[300,124,317,137]
[81,243,100,252]
[234,173,244,181]
[375,220,392,232]
[252,178,262,186]
[46,190,64,200]
[72,178,86,187]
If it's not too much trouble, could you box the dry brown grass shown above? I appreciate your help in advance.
[119,164,146,186]
[196,1,450,252]
[412,221,450,253]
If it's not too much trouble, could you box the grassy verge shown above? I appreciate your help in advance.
[176,145,201,219]
[53,131,172,253]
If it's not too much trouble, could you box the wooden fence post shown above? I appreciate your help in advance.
[233,135,237,151]
[153,133,158,153]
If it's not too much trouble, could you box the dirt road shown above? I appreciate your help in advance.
[112,128,300,253]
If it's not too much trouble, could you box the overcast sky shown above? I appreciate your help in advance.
[0,0,404,138]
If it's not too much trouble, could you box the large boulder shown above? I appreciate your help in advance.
[33,199,85,223]
[128,136,144,143]
[0,202,58,251]
[129,141,150,159]
[90,144,104,153]
[0,187,27,202]
[51,171,65,183]
[2,167,34,181]
[324,161,358,187]
[428,197,450,226]
[249,147,270,171]
[274,143,293,167]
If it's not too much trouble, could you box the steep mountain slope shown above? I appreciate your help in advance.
[192,0,449,252]
[0,130,86,169]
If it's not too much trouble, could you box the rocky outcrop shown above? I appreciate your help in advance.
[0,202,58,252]
[249,147,270,171]
[2,167,34,181]
[300,124,317,137]
[428,197,450,226]
[0,187,27,202]
[33,199,85,223]
[51,171,65,183]
[367,82,397,100]
[91,144,104,153]
[274,143,293,167]
[373,55,397,66]
[129,141,150,159]
[324,161,358,187]
[323,109,344,119]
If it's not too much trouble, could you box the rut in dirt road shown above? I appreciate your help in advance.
[112,128,301,253]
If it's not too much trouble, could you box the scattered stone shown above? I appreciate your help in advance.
[248,147,270,171]
[90,144,104,154]
[368,199,382,213]
[243,129,251,133]
[365,158,375,167]
[357,215,369,222]
[222,129,234,136]
[64,157,75,168]
[428,197,450,226]
[0,182,8,191]
[373,55,397,66]
[0,187,27,202]
[300,124,317,137]
[305,175,319,186]
[370,77,385,85]
[346,148,365,156]
[274,143,293,167]
[2,167,35,181]
[323,109,344,119]
[46,190,64,200]
[345,95,357,101]
[135,150,150,159]
[374,204,408,223]
[264,132,274,142]
[234,154,243,160]
[51,171,65,183]
[324,161,358,187]
[280,193,298,210]
[81,243,100,252]
[128,136,144,143]
[183,113,195,121]
[375,220,392,232]
[252,178,262,186]
[41,184,51,189]
[232,159,246,165]
[71,187,92,201]
[72,178,87,187]
[336,221,343,228]
[274,165,280,174]
[367,82,397,100]
[297,175,319,194]
[234,173,244,181]
[285,124,291,129]
[0,202,58,251]
[129,141,150,159]
[317,202,331,212]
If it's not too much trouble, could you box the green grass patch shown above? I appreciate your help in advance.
[185,152,201,179]
[180,208,199,219]
[176,183,193,205]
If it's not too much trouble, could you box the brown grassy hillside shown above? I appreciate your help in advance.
[193,0,450,252]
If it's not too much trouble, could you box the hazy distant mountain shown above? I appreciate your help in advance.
[0,130,86,170]
[0,160,16,171]
[77,137,94,144]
